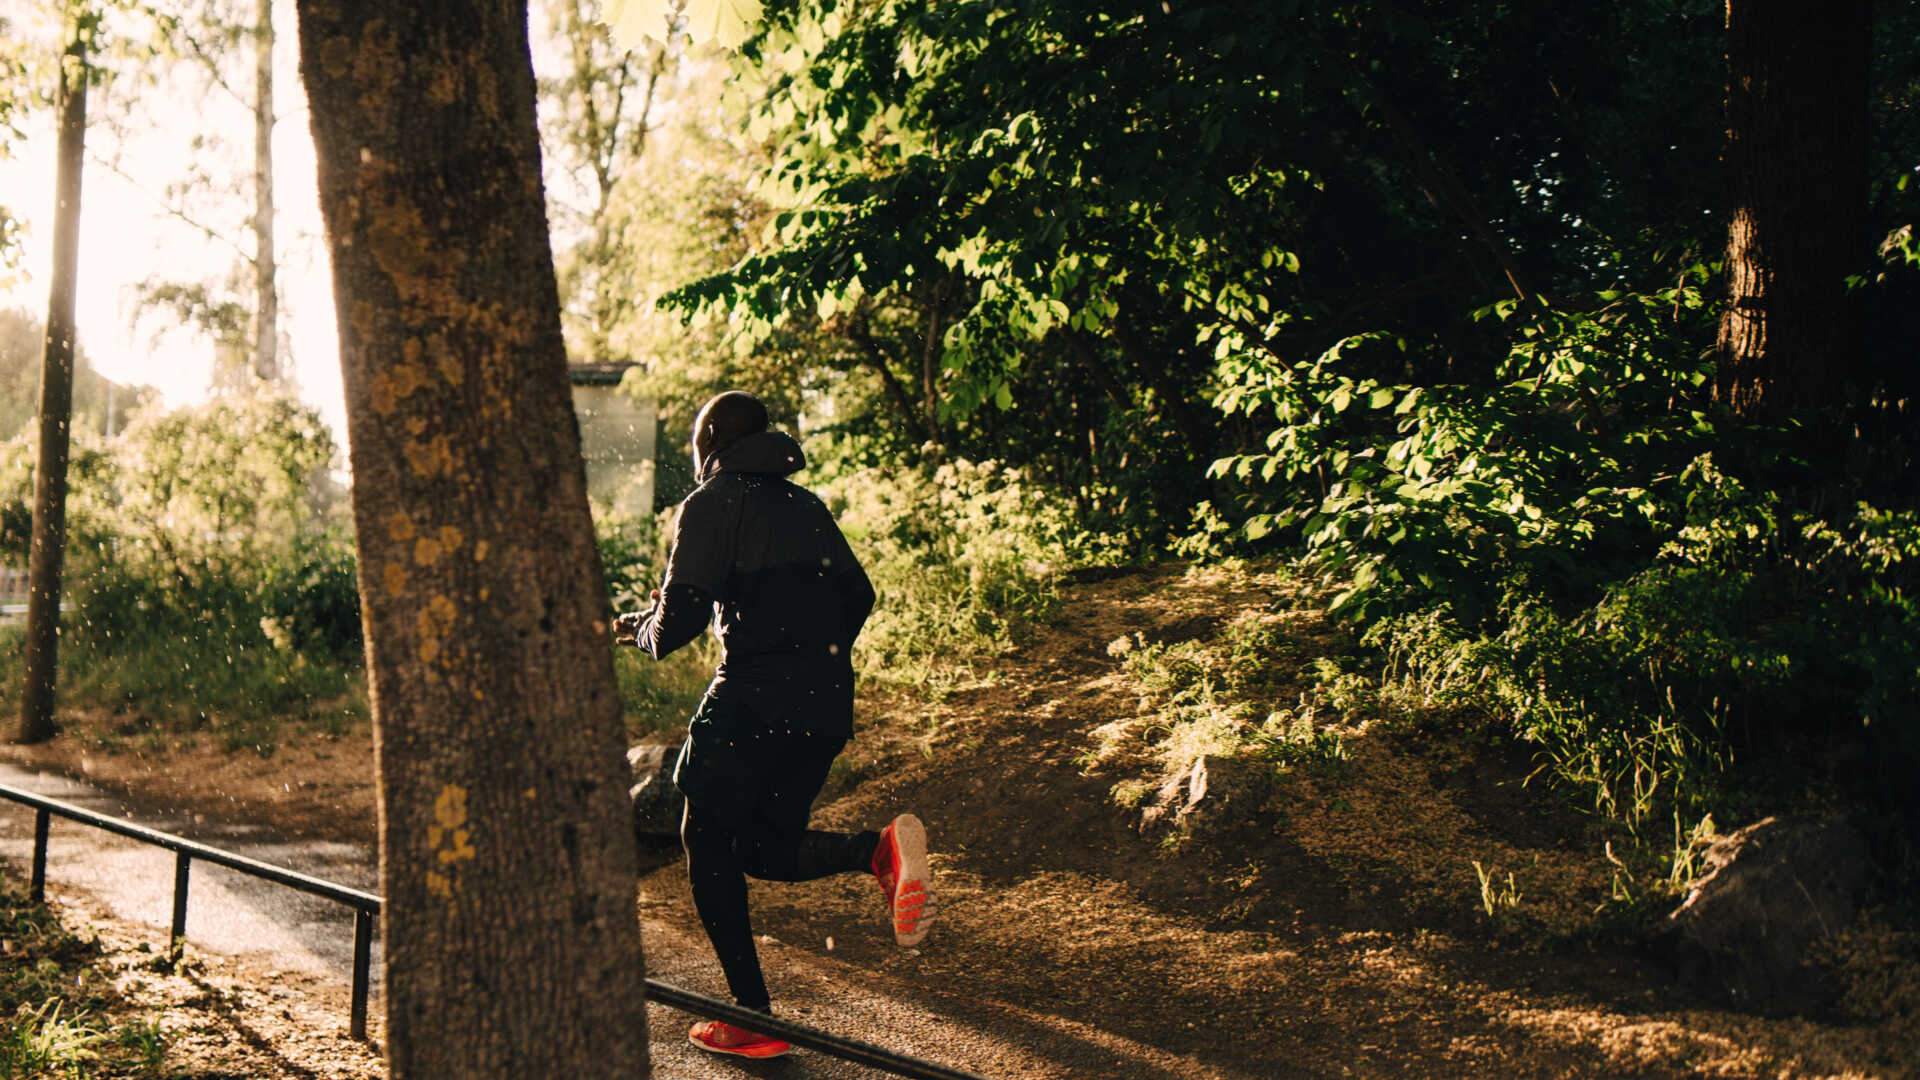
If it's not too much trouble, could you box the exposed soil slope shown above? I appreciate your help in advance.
[4,562,1913,1078]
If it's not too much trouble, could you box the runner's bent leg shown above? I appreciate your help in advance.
[735,733,880,881]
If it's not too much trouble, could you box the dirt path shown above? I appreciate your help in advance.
[2,563,1911,1078]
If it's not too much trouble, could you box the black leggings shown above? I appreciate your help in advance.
[680,734,878,1011]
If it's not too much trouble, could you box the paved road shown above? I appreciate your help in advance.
[0,765,1225,1080]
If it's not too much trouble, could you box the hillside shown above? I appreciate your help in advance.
[3,562,1915,1078]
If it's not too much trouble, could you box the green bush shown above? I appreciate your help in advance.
[252,529,363,661]
[1213,276,1722,622]
[1366,465,1920,834]
[1209,267,1920,857]
[814,448,1127,682]
[0,395,364,740]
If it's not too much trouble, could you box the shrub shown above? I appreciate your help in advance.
[1212,277,1722,623]
[1366,465,1920,835]
[814,449,1127,681]
[1209,269,1920,858]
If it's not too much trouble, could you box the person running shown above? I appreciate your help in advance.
[615,390,934,1060]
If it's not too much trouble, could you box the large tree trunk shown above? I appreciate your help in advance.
[294,4,650,1076]
[251,0,279,383]
[17,17,89,746]
[1715,0,1872,423]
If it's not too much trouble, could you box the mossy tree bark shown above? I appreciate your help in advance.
[1715,0,1871,426]
[294,3,649,1075]
[18,15,89,746]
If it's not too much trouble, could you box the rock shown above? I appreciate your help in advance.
[627,743,685,842]
[1652,815,1871,1013]
[1140,753,1266,833]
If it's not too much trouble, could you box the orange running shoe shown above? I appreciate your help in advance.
[688,1019,792,1059]
[872,813,934,947]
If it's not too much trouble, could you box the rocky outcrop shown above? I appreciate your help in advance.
[1653,815,1871,1013]
[627,742,685,842]
[1140,753,1267,834]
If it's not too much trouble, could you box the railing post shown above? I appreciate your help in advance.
[170,851,191,946]
[30,807,49,903]
[350,907,373,1041]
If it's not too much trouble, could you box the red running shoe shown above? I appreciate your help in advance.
[872,813,934,946]
[689,1019,792,1059]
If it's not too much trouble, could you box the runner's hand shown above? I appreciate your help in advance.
[612,590,661,646]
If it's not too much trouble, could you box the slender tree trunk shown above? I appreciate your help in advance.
[845,302,939,446]
[252,0,279,383]
[294,3,649,1075]
[919,276,951,427]
[18,19,88,746]
[1715,0,1871,423]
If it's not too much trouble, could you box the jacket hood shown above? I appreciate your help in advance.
[698,429,806,483]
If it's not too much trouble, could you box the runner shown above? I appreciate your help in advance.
[616,390,934,1060]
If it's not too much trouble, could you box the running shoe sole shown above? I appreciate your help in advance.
[889,812,934,947]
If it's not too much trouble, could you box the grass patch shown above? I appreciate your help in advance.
[613,636,719,741]
[1095,572,1366,803]
[0,881,169,1079]
[0,622,368,757]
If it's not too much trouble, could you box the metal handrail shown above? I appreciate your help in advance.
[0,782,992,1080]
[0,782,381,1038]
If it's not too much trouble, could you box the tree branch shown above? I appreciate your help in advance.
[89,152,256,265]
[1061,331,1133,411]
[844,301,939,446]
[1350,70,1542,306]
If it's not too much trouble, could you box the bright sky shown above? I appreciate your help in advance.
[1,4,635,453]
[0,1,347,439]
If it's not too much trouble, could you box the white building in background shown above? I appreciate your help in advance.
[568,361,656,519]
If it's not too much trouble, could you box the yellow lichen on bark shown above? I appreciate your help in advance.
[349,19,401,130]
[405,433,460,478]
[414,593,458,665]
[319,32,354,80]
[412,525,463,567]
[370,359,431,417]
[429,783,477,866]
[383,561,407,596]
[424,58,461,107]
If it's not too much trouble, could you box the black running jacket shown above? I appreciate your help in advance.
[635,430,875,693]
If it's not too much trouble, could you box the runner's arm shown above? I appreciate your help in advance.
[634,483,736,660]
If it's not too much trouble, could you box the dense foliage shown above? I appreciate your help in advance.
[0,391,361,738]
[588,0,1920,864]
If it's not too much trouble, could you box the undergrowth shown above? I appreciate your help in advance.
[816,452,1128,686]
[0,881,167,1079]
[1086,568,1366,811]
[1209,264,1920,885]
